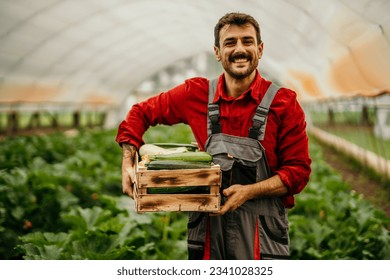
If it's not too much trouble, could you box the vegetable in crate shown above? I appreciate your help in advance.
[138,145,214,194]
[146,160,211,170]
[139,144,188,156]
[145,151,213,170]
[152,142,199,151]
[148,151,212,163]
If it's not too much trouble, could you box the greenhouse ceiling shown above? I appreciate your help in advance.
[0,0,389,107]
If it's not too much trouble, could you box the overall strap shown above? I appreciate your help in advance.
[207,78,220,136]
[248,83,279,140]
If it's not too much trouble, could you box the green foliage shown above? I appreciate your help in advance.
[18,198,187,260]
[289,142,390,259]
[0,127,189,260]
[0,125,389,260]
[143,124,196,144]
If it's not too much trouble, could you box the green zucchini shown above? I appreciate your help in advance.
[148,151,212,163]
[146,160,211,170]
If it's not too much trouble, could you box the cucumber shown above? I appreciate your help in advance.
[148,151,212,163]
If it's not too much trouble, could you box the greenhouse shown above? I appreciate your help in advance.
[0,0,389,266]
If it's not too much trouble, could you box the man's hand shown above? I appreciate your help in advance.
[213,174,288,215]
[216,184,254,215]
[121,143,137,199]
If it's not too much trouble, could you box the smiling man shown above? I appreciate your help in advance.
[116,12,311,260]
[215,21,262,85]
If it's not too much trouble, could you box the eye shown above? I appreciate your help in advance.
[224,39,236,47]
[243,39,254,45]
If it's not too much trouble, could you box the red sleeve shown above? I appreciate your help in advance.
[115,77,209,149]
[115,83,190,149]
[273,89,312,197]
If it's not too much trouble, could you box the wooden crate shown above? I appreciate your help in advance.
[134,160,221,213]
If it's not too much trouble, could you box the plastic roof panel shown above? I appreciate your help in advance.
[0,0,389,107]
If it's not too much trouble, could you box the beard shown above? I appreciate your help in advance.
[222,52,258,80]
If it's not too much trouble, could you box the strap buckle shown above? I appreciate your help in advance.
[208,103,221,134]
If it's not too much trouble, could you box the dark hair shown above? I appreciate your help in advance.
[214,12,261,48]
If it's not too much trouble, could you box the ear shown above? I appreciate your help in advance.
[257,42,264,59]
[214,45,221,61]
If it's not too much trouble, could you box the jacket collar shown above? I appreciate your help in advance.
[212,70,263,103]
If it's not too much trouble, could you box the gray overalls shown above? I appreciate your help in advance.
[187,79,290,260]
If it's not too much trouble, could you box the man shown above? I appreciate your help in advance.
[116,12,311,259]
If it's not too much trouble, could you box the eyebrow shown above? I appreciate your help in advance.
[241,36,255,41]
[223,36,255,42]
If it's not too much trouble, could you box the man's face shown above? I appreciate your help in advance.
[214,23,263,80]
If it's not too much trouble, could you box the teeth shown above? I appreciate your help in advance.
[234,58,248,62]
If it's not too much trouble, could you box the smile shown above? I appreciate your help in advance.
[229,52,252,63]
[233,58,249,63]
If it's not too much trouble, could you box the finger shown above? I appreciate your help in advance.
[223,184,239,197]
[127,187,134,199]
[209,203,229,216]
[219,201,235,215]
[123,185,134,199]
[210,199,240,215]
[122,174,134,199]
[222,188,231,197]
[131,175,137,186]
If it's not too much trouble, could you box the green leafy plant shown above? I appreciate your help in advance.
[17,196,188,260]
[1,126,389,260]
[289,142,390,259]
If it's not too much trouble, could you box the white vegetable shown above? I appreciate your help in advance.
[139,144,187,157]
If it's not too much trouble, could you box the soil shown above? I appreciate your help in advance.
[320,143,390,227]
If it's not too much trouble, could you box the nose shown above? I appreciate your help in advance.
[234,40,246,53]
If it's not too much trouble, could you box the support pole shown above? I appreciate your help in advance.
[7,111,18,134]
[73,111,80,128]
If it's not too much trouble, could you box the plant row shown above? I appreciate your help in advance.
[0,125,388,259]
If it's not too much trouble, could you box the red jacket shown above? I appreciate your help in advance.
[116,71,311,208]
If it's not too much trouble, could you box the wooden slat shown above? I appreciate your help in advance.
[134,153,222,212]
[137,194,220,212]
[137,168,221,188]
[209,185,219,195]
